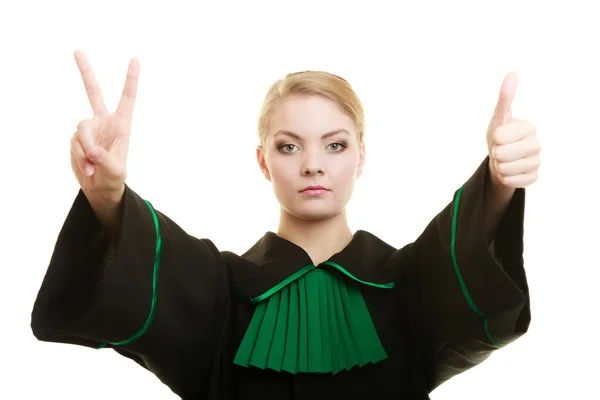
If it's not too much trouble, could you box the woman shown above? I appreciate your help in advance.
[31,50,541,399]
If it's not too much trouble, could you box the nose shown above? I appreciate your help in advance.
[301,152,324,176]
[302,165,323,176]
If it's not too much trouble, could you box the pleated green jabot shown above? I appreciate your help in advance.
[233,262,394,375]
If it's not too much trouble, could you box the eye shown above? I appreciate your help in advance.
[327,142,347,151]
[278,143,299,153]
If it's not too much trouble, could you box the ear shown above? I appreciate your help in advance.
[356,141,366,178]
[256,145,271,181]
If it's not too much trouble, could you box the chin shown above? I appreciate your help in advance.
[283,203,345,221]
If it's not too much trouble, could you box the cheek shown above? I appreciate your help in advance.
[332,160,359,184]
[267,158,296,187]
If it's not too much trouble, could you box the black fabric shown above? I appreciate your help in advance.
[31,157,530,399]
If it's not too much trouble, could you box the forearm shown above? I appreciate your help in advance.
[484,165,516,243]
[84,186,125,244]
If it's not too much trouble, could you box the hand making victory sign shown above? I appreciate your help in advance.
[486,72,542,190]
[70,50,140,198]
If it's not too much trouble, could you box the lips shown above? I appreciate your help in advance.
[300,185,330,197]
[301,185,328,192]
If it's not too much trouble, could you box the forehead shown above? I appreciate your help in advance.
[268,94,355,139]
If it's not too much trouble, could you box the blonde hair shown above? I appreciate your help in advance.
[257,71,365,146]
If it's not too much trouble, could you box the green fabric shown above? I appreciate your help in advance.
[233,266,392,374]
[247,262,394,305]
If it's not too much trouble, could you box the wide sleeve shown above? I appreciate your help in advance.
[399,156,531,392]
[30,184,231,398]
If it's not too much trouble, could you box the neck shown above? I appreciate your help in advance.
[276,208,353,265]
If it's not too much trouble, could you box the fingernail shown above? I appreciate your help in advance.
[85,165,94,176]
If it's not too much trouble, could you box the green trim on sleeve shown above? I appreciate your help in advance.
[451,186,504,347]
[97,199,162,349]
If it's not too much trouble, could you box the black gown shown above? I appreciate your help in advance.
[31,157,531,399]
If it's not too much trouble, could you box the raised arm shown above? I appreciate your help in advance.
[399,72,541,392]
[30,52,232,398]
[402,157,530,391]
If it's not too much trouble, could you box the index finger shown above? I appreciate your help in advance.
[116,57,140,119]
[74,50,108,115]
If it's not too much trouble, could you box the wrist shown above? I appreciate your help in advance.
[486,160,515,205]
[85,185,125,208]
[84,186,125,239]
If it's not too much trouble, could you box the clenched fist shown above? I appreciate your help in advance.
[486,72,542,189]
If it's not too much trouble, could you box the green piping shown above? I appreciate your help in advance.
[451,186,503,347]
[97,199,161,349]
[248,262,395,304]
[321,261,395,290]
[248,265,315,304]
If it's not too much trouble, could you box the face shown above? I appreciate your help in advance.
[257,94,365,221]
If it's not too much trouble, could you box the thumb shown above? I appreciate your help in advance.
[76,121,121,177]
[492,71,518,124]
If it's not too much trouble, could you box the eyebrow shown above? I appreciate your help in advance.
[273,128,349,140]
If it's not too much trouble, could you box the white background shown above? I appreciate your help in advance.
[1,1,598,399]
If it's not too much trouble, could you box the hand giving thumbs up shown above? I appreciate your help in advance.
[486,72,542,189]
